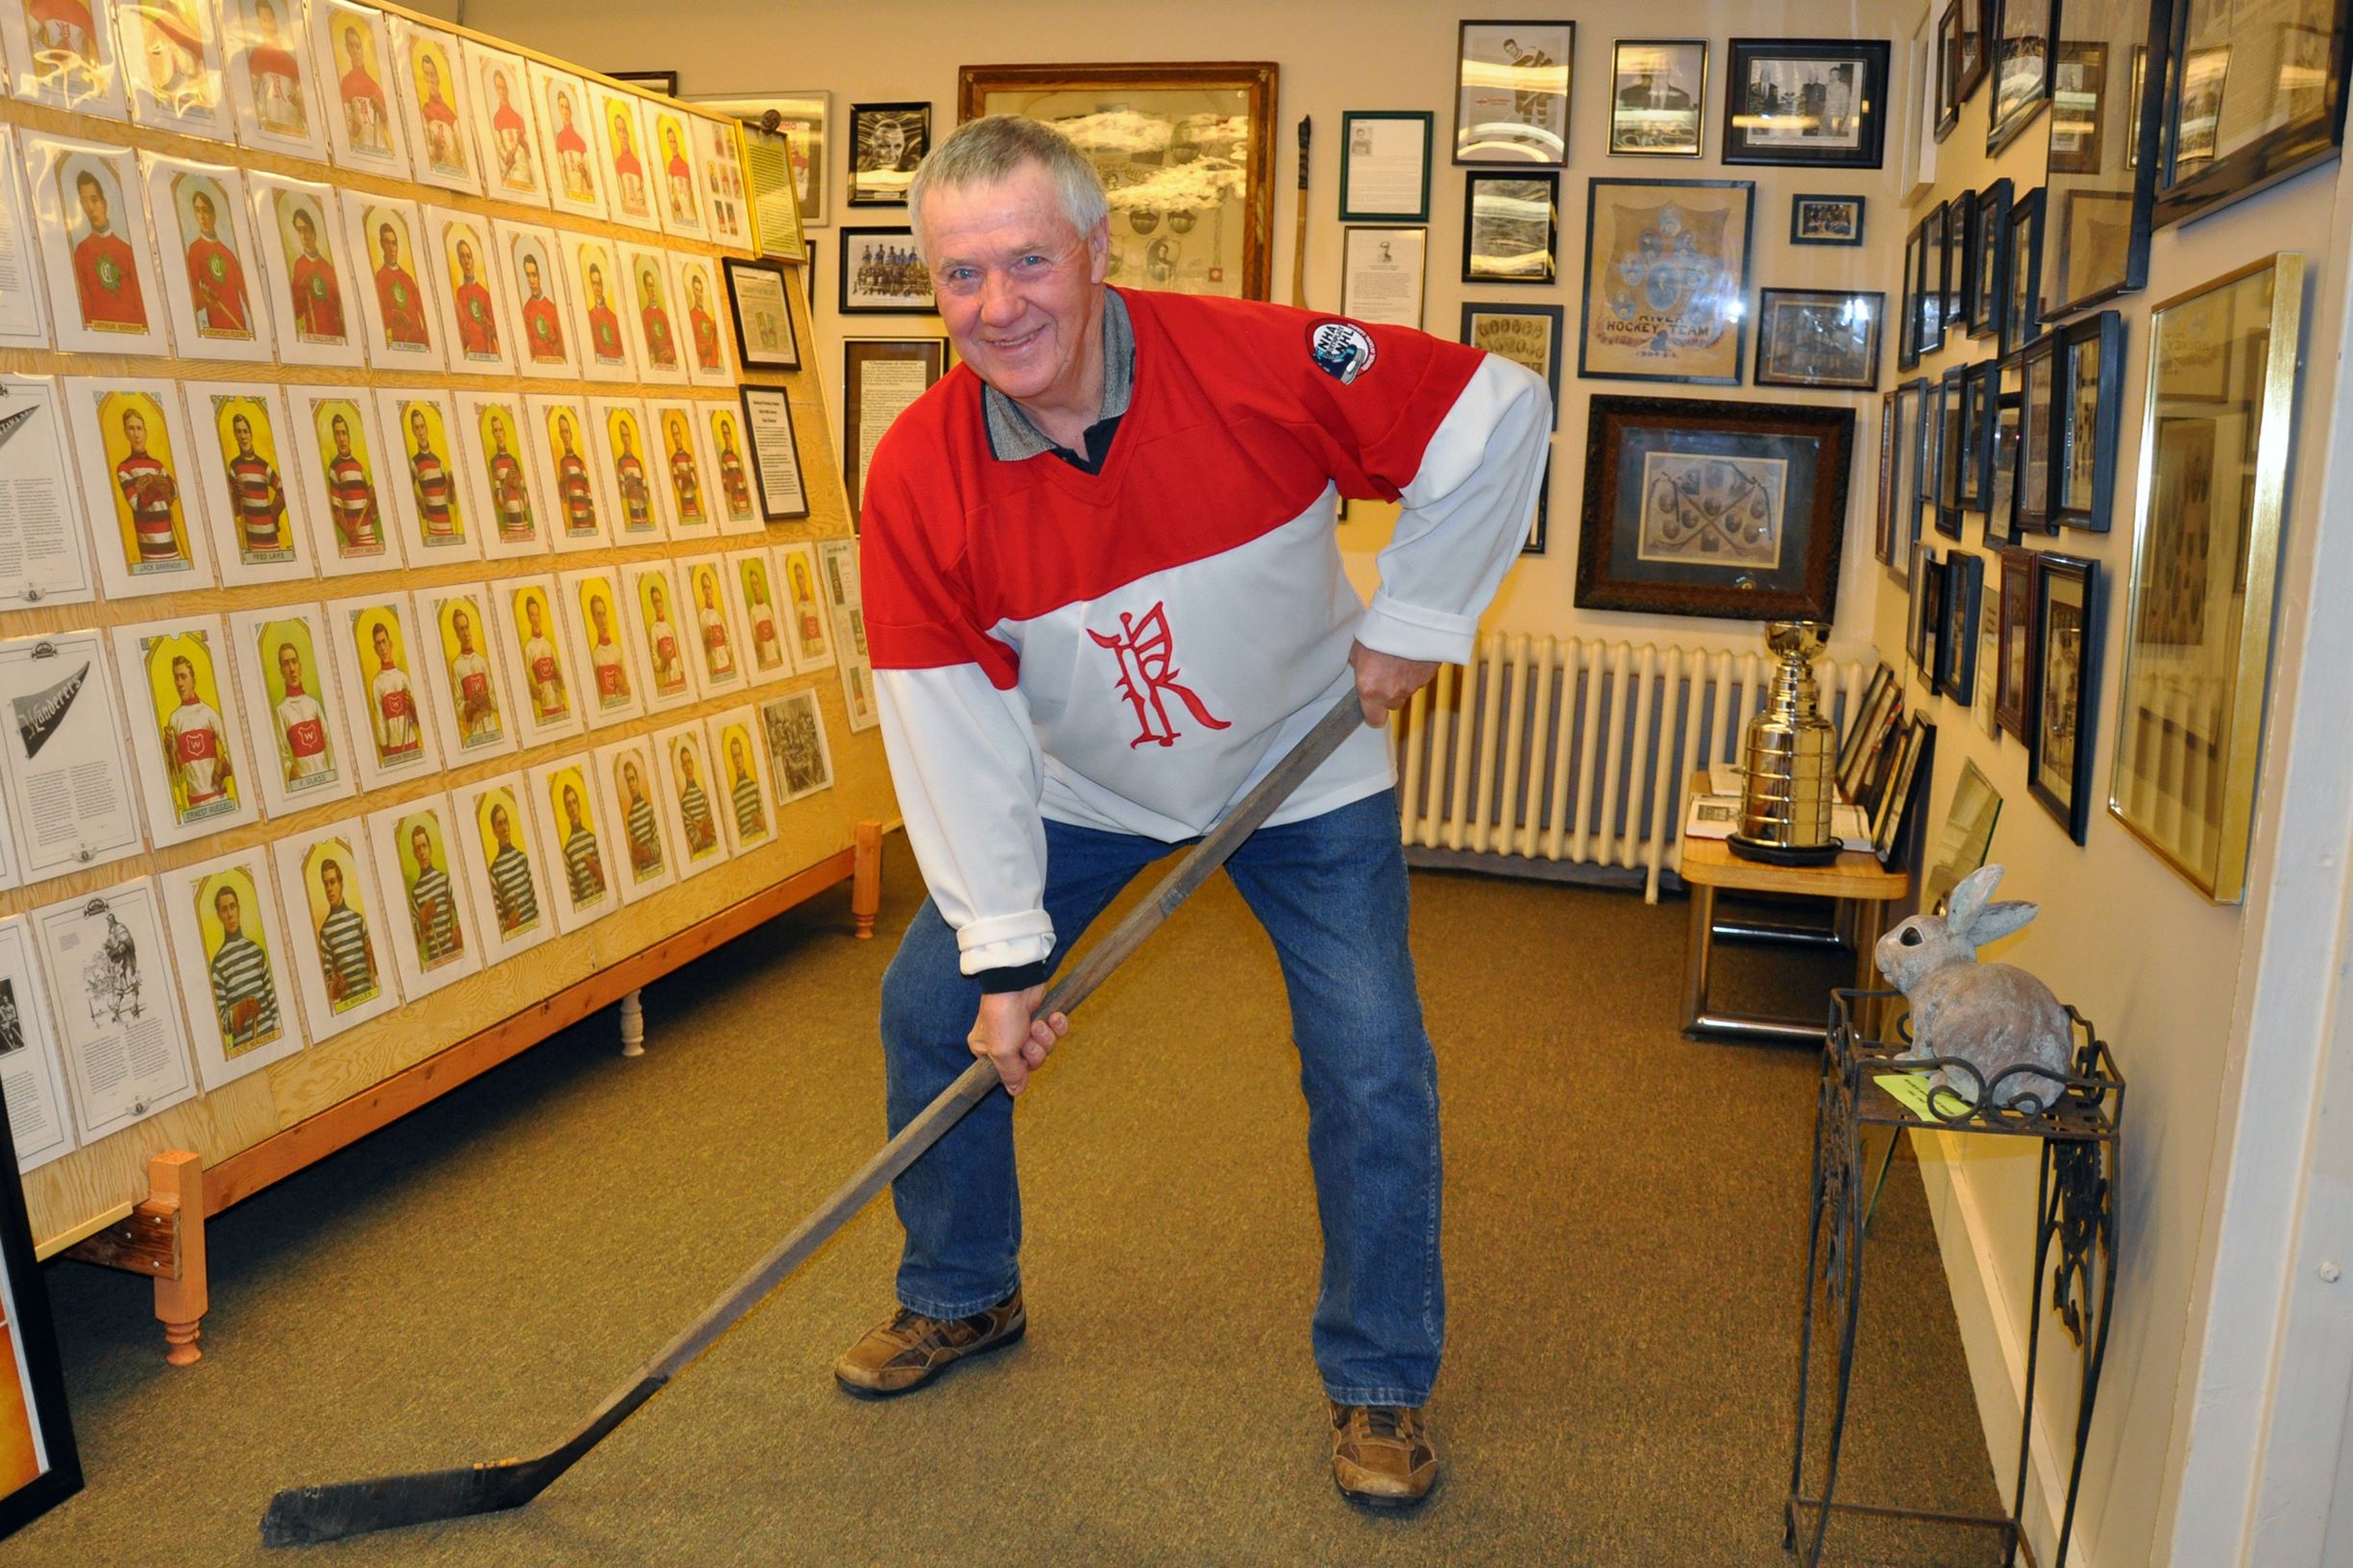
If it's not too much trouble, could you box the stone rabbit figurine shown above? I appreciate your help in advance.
[1873,864,2071,1111]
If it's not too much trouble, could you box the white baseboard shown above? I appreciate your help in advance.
[1920,1141,2106,1567]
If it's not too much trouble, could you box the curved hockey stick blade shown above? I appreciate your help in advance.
[260,1457,550,1546]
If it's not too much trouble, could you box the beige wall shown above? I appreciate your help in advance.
[421,0,2353,1560]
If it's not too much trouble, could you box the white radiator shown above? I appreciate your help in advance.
[1390,635,1872,902]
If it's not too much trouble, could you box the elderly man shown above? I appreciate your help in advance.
[841,115,1548,1507]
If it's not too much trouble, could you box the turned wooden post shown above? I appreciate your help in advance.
[152,1151,208,1366]
[853,821,883,940]
[619,988,646,1057]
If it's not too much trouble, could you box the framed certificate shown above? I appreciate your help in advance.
[723,257,799,371]
[739,386,809,522]
[1338,111,1433,223]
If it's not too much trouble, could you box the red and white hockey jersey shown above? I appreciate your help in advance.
[862,288,1549,978]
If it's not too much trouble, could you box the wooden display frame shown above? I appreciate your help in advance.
[0,2,890,1364]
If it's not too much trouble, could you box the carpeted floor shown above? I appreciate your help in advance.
[8,845,2004,1566]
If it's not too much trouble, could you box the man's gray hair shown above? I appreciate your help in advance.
[908,114,1109,260]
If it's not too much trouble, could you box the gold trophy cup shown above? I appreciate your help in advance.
[1729,621,1840,866]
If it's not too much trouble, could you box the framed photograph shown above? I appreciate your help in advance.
[1944,189,1973,331]
[1460,302,1563,430]
[1575,394,1854,622]
[1989,0,2056,154]
[2002,184,2046,357]
[1913,550,1946,685]
[1455,21,1574,164]
[1752,288,1883,392]
[1836,663,1901,801]
[2015,333,2060,535]
[1934,365,1966,537]
[723,257,800,371]
[1461,172,1557,284]
[1871,716,1937,870]
[2040,5,2165,310]
[1340,227,1427,328]
[1609,39,1706,157]
[843,338,946,524]
[1340,111,1433,221]
[962,62,1277,299]
[2056,311,2127,535]
[1939,549,1984,702]
[1875,385,1906,568]
[1936,1,1964,139]
[2050,41,2109,174]
[1990,388,2024,542]
[1899,225,1922,369]
[840,228,933,314]
[2027,552,2101,843]
[606,70,678,96]
[848,101,929,207]
[1721,39,1891,167]
[2111,255,2305,901]
[1917,204,1949,357]
[1968,178,2011,340]
[1578,178,1753,384]
[1995,547,2036,739]
[1962,358,2001,512]
[2159,0,2350,227]
[1790,193,1863,246]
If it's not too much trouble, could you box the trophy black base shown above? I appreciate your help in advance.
[1727,834,1843,867]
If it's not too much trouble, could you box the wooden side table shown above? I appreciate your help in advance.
[1675,772,1911,1042]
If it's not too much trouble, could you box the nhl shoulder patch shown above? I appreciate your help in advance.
[1308,320,1376,384]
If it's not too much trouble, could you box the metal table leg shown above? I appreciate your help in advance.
[1681,881,1716,1036]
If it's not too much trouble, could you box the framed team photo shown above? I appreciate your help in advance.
[145,159,273,365]
[226,602,357,817]
[759,687,836,806]
[247,173,363,368]
[271,819,401,1041]
[723,256,799,370]
[840,228,933,313]
[224,0,330,159]
[183,381,306,586]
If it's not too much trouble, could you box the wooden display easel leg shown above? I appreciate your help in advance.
[853,821,883,940]
[64,1150,208,1366]
[619,989,646,1058]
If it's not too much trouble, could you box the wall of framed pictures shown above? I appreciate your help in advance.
[0,0,895,1291]
[442,0,1901,650]
[1865,0,2353,1562]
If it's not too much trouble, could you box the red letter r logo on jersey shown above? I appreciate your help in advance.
[1090,601,1232,749]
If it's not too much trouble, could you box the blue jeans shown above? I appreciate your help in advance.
[879,788,1444,1408]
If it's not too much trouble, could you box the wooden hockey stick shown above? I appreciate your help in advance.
[1290,115,1311,309]
[259,689,1369,1546]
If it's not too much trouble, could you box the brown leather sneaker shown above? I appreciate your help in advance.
[1330,1401,1439,1507]
[833,1288,1026,1397]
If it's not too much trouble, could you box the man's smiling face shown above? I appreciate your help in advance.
[919,163,1109,419]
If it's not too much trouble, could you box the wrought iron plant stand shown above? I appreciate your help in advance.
[1784,990,2122,1568]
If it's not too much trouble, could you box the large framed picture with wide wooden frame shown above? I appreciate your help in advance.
[1575,394,1853,622]
[2110,253,2307,902]
[957,61,1279,300]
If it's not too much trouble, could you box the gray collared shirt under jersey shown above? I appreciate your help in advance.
[980,290,1135,466]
